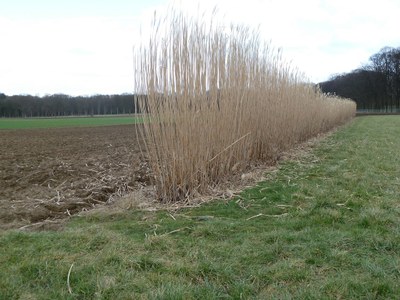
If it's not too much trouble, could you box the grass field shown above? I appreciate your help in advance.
[1,116,399,299]
[0,115,142,129]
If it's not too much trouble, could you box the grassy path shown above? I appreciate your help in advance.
[1,116,399,299]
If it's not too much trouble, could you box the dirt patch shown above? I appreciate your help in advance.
[0,122,336,231]
[0,124,151,230]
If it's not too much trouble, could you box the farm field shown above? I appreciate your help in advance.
[0,116,399,299]
[0,124,149,230]
[0,115,141,130]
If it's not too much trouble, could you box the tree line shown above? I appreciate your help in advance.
[0,93,145,117]
[319,46,400,112]
[3,46,399,116]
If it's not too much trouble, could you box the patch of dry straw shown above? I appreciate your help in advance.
[134,9,356,202]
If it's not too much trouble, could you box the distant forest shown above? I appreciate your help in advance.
[2,46,399,117]
[0,93,143,117]
[319,46,400,112]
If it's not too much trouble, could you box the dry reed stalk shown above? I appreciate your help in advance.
[67,263,74,294]
[134,9,356,202]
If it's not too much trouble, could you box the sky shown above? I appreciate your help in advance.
[1,0,399,96]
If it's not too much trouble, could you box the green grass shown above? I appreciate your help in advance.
[0,115,142,129]
[1,116,399,299]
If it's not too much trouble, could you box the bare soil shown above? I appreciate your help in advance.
[0,125,150,230]
[0,123,333,231]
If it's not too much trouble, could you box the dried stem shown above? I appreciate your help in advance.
[67,263,74,294]
[134,9,356,202]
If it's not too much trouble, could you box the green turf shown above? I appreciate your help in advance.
[1,116,399,299]
[0,115,142,129]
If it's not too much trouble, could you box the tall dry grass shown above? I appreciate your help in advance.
[134,10,356,202]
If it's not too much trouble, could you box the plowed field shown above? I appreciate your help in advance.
[0,124,149,229]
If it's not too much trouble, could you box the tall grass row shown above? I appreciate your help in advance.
[134,10,356,202]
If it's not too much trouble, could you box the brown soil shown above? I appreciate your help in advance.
[0,124,151,230]
[0,122,334,231]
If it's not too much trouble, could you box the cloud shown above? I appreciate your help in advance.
[1,0,399,95]
[0,16,138,95]
[162,0,400,82]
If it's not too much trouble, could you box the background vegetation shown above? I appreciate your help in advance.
[1,116,399,299]
[0,93,143,117]
[2,47,399,117]
[319,46,400,112]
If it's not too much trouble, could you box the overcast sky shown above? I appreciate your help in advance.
[1,0,399,96]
